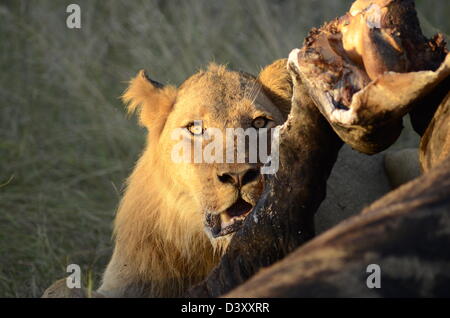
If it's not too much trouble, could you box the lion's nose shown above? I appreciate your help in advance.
[217,168,260,188]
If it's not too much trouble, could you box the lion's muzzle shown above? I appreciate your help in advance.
[206,197,254,238]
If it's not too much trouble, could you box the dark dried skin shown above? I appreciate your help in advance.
[225,42,450,298]
[226,157,450,297]
[186,63,343,298]
[296,0,448,154]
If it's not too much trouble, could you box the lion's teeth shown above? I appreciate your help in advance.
[220,208,252,230]
[220,212,233,228]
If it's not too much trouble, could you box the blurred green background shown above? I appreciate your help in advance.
[0,0,449,298]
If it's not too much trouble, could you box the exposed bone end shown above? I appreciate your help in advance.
[341,0,417,81]
[340,14,366,66]
[293,0,448,155]
[349,0,393,16]
[362,25,409,79]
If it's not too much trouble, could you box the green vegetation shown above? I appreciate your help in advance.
[0,0,448,297]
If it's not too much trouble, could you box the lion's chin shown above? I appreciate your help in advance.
[205,198,254,238]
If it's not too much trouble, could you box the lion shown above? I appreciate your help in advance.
[96,59,292,298]
[42,59,421,298]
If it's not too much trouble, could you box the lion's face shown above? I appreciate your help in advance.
[160,67,285,240]
[122,61,290,245]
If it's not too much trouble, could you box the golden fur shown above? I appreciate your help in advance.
[98,59,292,297]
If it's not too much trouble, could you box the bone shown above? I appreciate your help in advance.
[290,0,448,154]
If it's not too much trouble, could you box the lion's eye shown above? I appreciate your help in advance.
[252,117,269,129]
[187,122,204,136]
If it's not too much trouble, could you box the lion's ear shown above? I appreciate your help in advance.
[122,70,177,134]
[258,59,293,118]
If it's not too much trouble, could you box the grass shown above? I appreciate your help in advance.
[0,0,449,298]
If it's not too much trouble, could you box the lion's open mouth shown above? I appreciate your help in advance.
[206,198,254,238]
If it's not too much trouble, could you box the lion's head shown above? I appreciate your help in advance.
[100,60,291,297]
[123,60,291,243]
